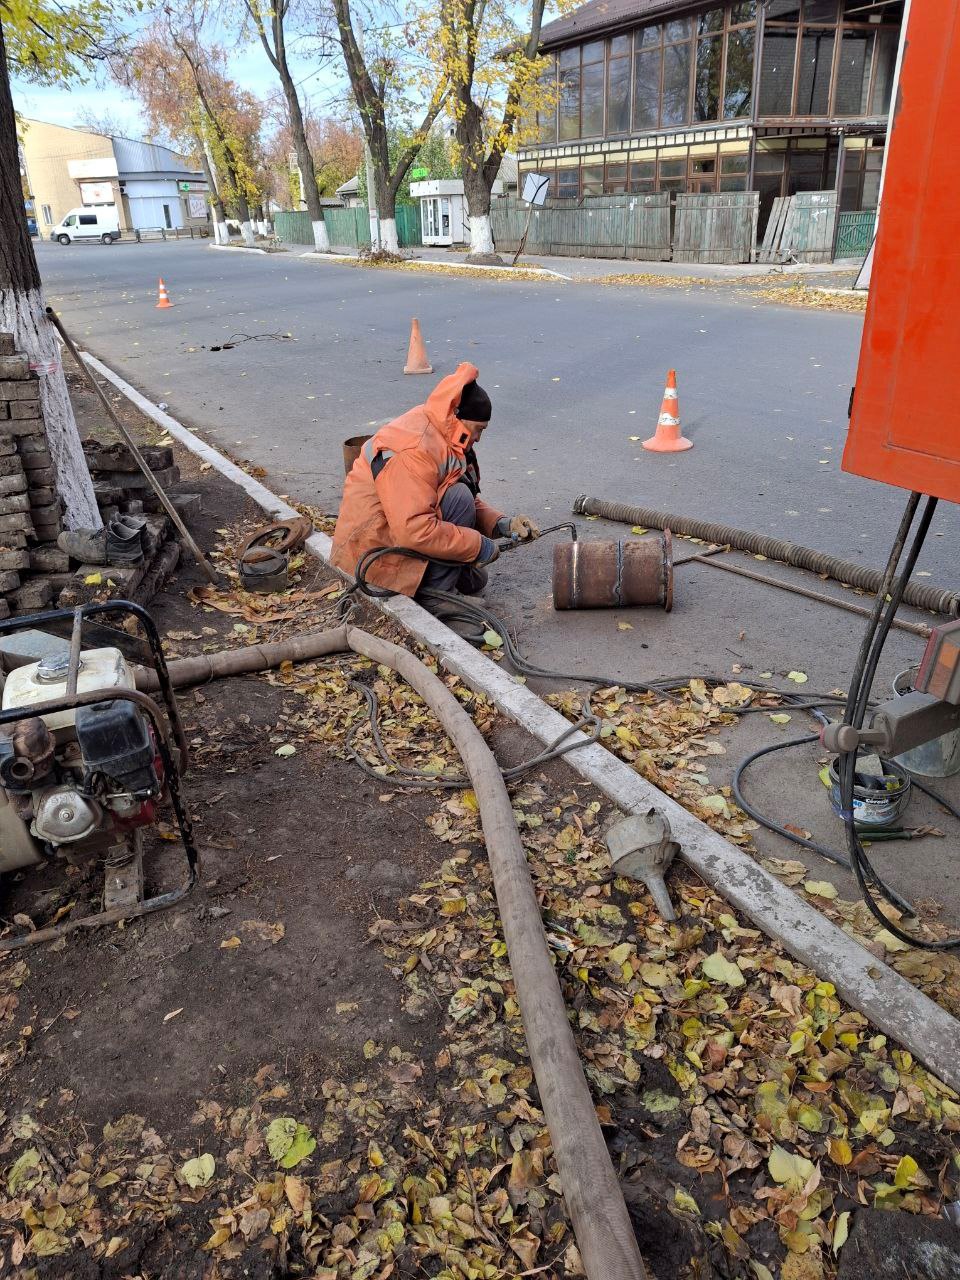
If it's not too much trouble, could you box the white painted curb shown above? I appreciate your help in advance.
[208,243,269,256]
[299,251,571,282]
[79,348,960,1093]
[300,251,359,262]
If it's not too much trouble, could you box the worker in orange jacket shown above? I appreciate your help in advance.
[332,361,540,602]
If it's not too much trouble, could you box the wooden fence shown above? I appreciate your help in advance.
[317,204,423,251]
[672,192,758,264]
[491,194,672,261]
[834,210,875,260]
[491,192,760,264]
[759,191,839,264]
[324,207,370,249]
[272,210,314,245]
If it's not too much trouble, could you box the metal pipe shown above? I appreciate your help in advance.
[135,623,649,1280]
[66,609,83,699]
[688,553,932,637]
[45,307,221,587]
[573,495,958,616]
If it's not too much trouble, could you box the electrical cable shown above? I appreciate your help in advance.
[733,732,916,914]
[345,677,602,789]
[347,529,960,946]
[837,494,960,951]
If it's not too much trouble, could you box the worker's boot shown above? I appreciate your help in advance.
[105,515,146,566]
[58,528,108,565]
[57,516,146,567]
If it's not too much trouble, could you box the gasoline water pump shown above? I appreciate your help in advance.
[0,601,197,951]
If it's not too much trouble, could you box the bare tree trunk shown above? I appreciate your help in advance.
[445,0,546,262]
[247,0,330,252]
[279,67,329,250]
[236,189,255,245]
[456,96,498,257]
[197,131,228,243]
[178,37,257,248]
[0,28,100,530]
[333,0,445,257]
[377,173,399,253]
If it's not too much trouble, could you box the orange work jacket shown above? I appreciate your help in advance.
[331,362,504,597]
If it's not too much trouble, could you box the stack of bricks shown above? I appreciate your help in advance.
[0,333,70,620]
[83,440,180,519]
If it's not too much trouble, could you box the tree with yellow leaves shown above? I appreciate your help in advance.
[436,0,556,258]
[332,0,448,253]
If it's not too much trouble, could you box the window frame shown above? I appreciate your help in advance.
[758,0,902,119]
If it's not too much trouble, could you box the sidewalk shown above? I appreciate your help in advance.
[413,245,864,283]
[277,238,863,289]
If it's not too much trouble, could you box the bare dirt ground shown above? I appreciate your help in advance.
[0,368,958,1280]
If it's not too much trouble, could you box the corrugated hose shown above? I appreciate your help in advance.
[572,495,960,617]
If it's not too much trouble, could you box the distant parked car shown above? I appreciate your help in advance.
[26,216,37,237]
[50,206,121,245]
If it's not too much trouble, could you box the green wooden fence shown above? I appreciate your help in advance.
[324,207,370,249]
[395,204,422,247]
[834,210,875,259]
[491,194,672,261]
[272,210,314,245]
[320,204,423,250]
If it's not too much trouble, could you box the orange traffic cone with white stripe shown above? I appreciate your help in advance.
[403,318,432,374]
[155,278,174,309]
[642,369,692,453]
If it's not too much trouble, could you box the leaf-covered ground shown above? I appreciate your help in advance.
[1,472,957,1277]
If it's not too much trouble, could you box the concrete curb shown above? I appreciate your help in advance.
[208,243,269,256]
[79,347,960,1094]
[299,251,572,282]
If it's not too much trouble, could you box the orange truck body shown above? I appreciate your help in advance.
[842,0,960,502]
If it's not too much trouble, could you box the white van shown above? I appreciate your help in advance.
[50,206,121,245]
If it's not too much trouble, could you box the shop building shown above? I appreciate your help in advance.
[20,120,209,234]
[518,0,902,231]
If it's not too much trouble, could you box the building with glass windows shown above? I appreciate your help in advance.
[517,0,902,231]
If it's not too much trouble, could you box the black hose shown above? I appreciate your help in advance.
[350,537,960,942]
[346,677,602,789]
[837,494,960,951]
[572,495,959,617]
[733,733,915,914]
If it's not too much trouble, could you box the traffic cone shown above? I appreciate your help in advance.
[403,318,432,375]
[155,278,174,309]
[642,370,692,452]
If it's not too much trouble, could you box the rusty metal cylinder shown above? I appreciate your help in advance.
[552,532,673,611]
[342,434,372,477]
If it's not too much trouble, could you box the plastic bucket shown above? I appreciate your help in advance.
[828,755,911,830]
[891,668,960,778]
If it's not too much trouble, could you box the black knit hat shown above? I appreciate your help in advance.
[455,380,492,422]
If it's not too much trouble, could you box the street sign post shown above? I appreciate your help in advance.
[521,172,549,206]
[514,173,550,265]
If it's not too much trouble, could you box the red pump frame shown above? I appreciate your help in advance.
[842,0,960,502]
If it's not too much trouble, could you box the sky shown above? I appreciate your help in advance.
[12,20,348,144]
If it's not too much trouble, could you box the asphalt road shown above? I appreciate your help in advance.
[39,238,960,915]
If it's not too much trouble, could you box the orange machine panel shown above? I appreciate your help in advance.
[842,0,960,501]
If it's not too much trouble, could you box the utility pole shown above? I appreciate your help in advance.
[357,24,381,251]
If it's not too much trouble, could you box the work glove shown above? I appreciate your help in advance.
[496,515,541,541]
[474,536,499,567]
